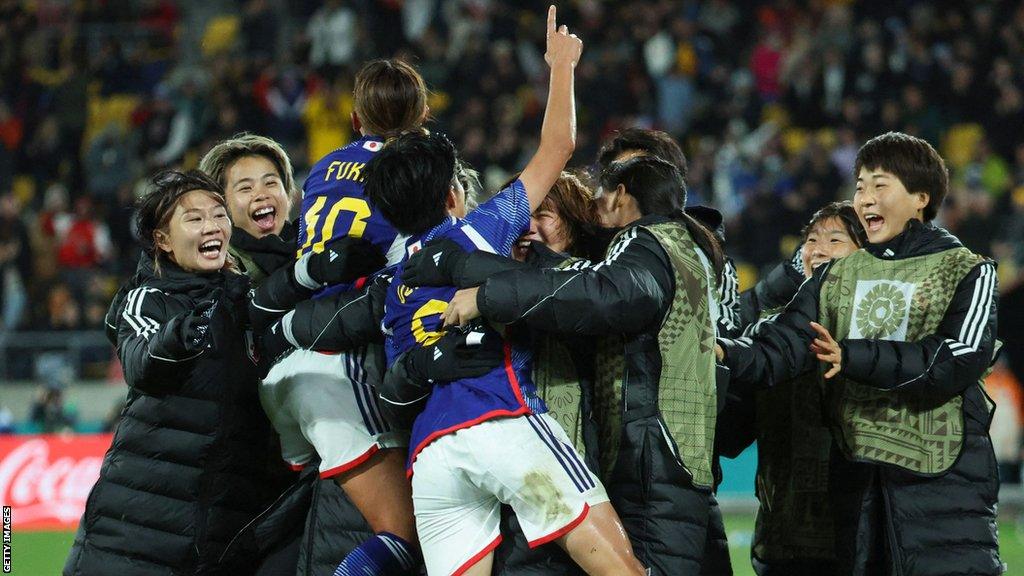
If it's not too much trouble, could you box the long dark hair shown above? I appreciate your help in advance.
[600,156,724,279]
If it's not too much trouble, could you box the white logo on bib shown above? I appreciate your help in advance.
[849,280,916,340]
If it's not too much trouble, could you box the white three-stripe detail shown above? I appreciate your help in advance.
[593,228,637,271]
[122,287,160,339]
[959,263,996,353]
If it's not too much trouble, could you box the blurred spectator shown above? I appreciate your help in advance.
[85,126,141,201]
[0,191,29,333]
[55,196,111,271]
[303,76,354,166]
[93,39,141,96]
[255,65,309,149]
[25,115,64,192]
[137,86,194,168]
[40,282,82,331]
[0,98,22,191]
[306,0,358,72]
[52,195,111,312]
[242,0,279,61]
[29,384,76,434]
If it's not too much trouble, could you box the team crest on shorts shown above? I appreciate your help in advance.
[848,280,916,340]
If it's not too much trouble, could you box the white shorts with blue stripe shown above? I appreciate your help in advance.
[411,413,608,576]
[259,348,406,478]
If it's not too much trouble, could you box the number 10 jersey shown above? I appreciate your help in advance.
[298,135,407,296]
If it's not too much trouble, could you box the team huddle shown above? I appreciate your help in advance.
[63,6,1002,576]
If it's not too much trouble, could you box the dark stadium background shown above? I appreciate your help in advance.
[1,1,1023,573]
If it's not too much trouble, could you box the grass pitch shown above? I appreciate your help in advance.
[11,512,1024,575]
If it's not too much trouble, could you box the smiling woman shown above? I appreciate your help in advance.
[64,170,293,576]
[153,189,231,272]
[134,170,236,275]
[199,134,298,285]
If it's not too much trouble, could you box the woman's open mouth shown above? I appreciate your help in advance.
[252,206,277,233]
[199,239,224,259]
[864,213,885,234]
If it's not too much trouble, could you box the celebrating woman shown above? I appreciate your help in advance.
[65,171,286,575]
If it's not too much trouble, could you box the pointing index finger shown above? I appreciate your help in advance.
[547,5,556,36]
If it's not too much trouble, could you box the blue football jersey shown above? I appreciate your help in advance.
[383,179,547,472]
[298,135,407,297]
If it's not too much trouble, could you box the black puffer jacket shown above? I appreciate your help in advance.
[65,257,290,576]
[478,215,719,576]
[716,254,805,460]
[721,221,1002,576]
[737,255,804,333]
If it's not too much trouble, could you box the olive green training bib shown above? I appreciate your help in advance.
[819,247,987,475]
[593,222,719,488]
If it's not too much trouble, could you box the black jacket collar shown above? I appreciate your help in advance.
[864,219,963,260]
[230,221,297,275]
[131,253,232,298]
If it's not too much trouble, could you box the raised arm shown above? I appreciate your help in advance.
[518,5,583,212]
[257,272,392,369]
[249,236,385,331]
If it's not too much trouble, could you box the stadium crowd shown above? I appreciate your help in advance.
[1,1,1023,344]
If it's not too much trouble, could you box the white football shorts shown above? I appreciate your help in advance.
[260,347,406,478]
[411,412,608,575]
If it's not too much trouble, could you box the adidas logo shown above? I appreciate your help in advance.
[433,252,443,265]
[329,250,339,262]
[433,348,443,361]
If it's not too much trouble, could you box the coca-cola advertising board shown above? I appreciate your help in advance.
[0,435,110,531]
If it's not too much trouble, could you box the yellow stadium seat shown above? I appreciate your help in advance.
[12,175,35,206]
[762,103,790,127]
[202,15,240,57]
[781,128,808,156]
[85,92,141,149]
[779,235,801,261]
[816,128,836,149]
[942,123,983,170]
[734,261,759,292]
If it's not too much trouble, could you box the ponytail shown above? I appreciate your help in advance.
[679,210,725,282]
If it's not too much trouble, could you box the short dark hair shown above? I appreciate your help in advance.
[135,169,225,257]
[364,132,457,235]
[801,200,868,247]
[597,128,688,180]
[854,132,948,221]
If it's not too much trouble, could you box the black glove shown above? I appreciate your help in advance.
[404,324,504,383]
[160,292,219,358]
[300,237,386,288]
[258,316,296,376]
[401,238,470,287]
